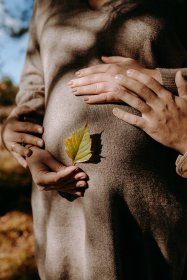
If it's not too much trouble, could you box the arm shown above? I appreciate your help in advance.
[67,56,187,103]
[1,1,45,167]
[1,1,88,195]
[112,69,187,154]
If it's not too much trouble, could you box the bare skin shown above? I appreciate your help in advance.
[68,56,161,104]
[1,106,88,196]
[26,147,88,196]
[1,105,44,168]
[69,56,187,154]
[88,0,109,9]
[113,70,187,155]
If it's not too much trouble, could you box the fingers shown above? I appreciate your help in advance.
[68,73,119,98]
[175,71,187,99]
[33,163,88,187]
[69,73,110,87]
[113,108,146,129]
[12,132,44,148]
[10,143,33,157]
[115,73,157,104]
[12,121,43,134]
[42,180,88,191]
[83,93,111,104]
[72,83,112,96]
[12,152,28,168]
[126,69,167,98]
[55,166,88,183]
[13,105,36,117]
[102,56,131,64]
[39,152,68,172]
[2,115,44,157]
[36,169,88,195]
[117,90,151,113]
[75,64,109,77]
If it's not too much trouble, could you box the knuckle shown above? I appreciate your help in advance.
[94,83,101,94]
[143,89,153,100]
[143,76,153,85]
[125,58,134,63]
[133,117,139,126]
[164,92,174,103]
[22,123,31,133]
[116,91,122,99]
[86,77,92,85]
[139,84,147,93]
[113,85,121,93]
[105,93,113,102]
[19,135,25,144]
[107,65,118,74]
[34,175,42,185]
[159,103,167,113]
[102,93,109,103]
[34,137,39,145]
[135,99,143,110]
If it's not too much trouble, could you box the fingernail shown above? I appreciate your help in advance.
[72,88,78,93]
[78,183,86,187]
[76,174,87,180]
[68,80,74,86]
[37,127,43,134]
[113,108,119,115]
[75,71,81,76]
[11,144,15,151]
[126,69,135,76]
[37,140,43,147]
[84,97,89,102]
[115,74,124,80]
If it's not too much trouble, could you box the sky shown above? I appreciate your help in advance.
[0,0,33,84]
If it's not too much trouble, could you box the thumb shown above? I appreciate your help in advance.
[175,71,187,99]
[102,56,125,64]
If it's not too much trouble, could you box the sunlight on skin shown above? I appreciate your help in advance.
[88,0,109,9]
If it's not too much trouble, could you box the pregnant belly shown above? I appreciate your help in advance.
[42,77,186,238]
[43,76,177,189]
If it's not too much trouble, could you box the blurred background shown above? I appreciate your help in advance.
[0,0,40,279]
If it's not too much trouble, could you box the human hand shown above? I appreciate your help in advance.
[68,56,161,104]
[1,105,44,168]
[26,146,88,197]
[113,70,187,154]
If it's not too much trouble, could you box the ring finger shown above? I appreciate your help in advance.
[115,74,158,104]
[13,132,44,148]
[118,89,151,113]
[10,142,33,157]
[43,180,88,191]
[72,82,112,96]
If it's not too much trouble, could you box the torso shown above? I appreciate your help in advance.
[32,2,187,279]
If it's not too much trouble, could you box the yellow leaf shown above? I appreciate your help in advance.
[64,122,92,164]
